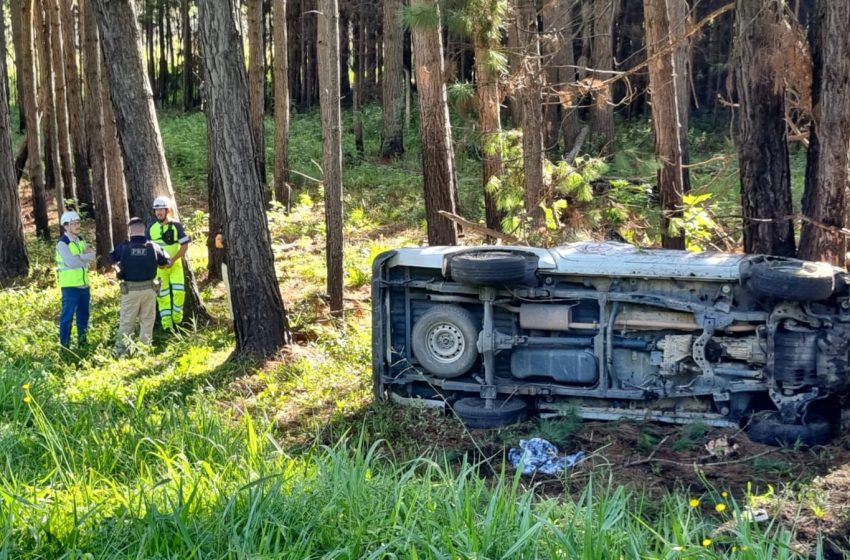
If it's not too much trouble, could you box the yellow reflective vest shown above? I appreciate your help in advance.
[55,237,89,288]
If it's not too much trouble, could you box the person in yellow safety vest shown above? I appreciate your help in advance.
[55,211,96,348]
[147,196,191,330]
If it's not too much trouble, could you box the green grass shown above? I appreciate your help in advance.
[0,106,830,558]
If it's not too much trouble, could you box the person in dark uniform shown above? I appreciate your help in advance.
[109,217,171,356]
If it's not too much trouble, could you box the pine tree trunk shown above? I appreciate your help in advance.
[19,0,49,239]
[146,0,155,98]
[735,0,795,256]
[352,7,365,156]
[474,43,504,233]
[100,64,129,249]
[798,0,850,265]
[410,0,458,246]
[379,0,404,159]
[81,0,114,264]
[92,0,175,221]
[506,15,524,128]
[206,118,225,282]
[92,0,208,321]
[544,0,580,155]
[272,0,291,207]
[0,54,28,280]
[36,1,64,217]
[182,0,193,111]
[0,2,9,117]
[198,0,290,357]
[516,0,545,227]
[339,2,350,100]
[247,0,268,195]
[645,0,690,249]
[318,0,345,315]
[158,0,168,106]
[47,0,77,206]
[60,0,94,218]
[589,0,615,156]
[10,0,25,131]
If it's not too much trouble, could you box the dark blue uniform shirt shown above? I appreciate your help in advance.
[108,235,171,281]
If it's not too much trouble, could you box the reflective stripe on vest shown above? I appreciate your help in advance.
[149,221,180,258]
[56,240,89,288]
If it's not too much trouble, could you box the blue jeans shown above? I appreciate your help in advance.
[59,287,91,347]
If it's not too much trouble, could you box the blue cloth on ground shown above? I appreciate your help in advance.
[508,438,586,475]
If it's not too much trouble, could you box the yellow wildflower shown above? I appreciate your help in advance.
[702,538,712,547]
[23,395,32,403]
[22,383,31,391]
[721,491,728,498]
[715,503,727,513]
[689,498,700,508]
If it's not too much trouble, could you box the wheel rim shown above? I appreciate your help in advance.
[425,322,467,364]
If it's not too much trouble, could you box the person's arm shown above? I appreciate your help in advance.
[107,243,123,265]
[57,241,89,269]
[173,222,190,262]
[154,245,171,267]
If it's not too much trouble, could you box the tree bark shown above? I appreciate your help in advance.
[352,6,365,156]
[272,0,291,207]
[798,0,850,265]
[590,0,615,156]
[411,0,459,246]
[206,124,225,282]
[92,0,175,222]
[92,0,208,320]
[318,0,345,315]
[81,0,113,264]
[198,0,290,357]
[0,47,28,280]
[158,0,168,105]
[1,2,10,119]
[35,0,63,216]
[10,0,25,132]
[473,38,504,232]
[60,0,94,217]
[19,0,49,239]
[100,60,129,249]
[339,2,350,100]
[645,0,690,249]
[247,0,268,196]
[182,0,193,111]
[735,0,795,256]
[46,0,77,206]
[516,0,546,227]
[542,0,581,155]
[379,0,404,159]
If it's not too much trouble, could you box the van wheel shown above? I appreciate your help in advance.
[745,259,834,301]
[412,305,480,378]
[746,412,831,447]
[453,397,528,429]
[450,251,538,287]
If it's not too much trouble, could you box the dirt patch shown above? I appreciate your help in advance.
[372,413,850,555]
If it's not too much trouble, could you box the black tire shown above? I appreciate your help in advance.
[453,397,529,429]
[746,412,832,447]
[745,259,834,302]
[411,305,480,378]
[450,251,538,287]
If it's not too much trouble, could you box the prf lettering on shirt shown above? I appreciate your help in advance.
[131,248,147,256]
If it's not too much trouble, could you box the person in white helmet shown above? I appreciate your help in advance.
[147,196,191,330]
[55,210,96,347]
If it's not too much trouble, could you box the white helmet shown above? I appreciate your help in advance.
[60,211,81,225]
[152,196,172,210]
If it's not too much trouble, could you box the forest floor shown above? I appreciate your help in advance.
[4,109,848,557]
